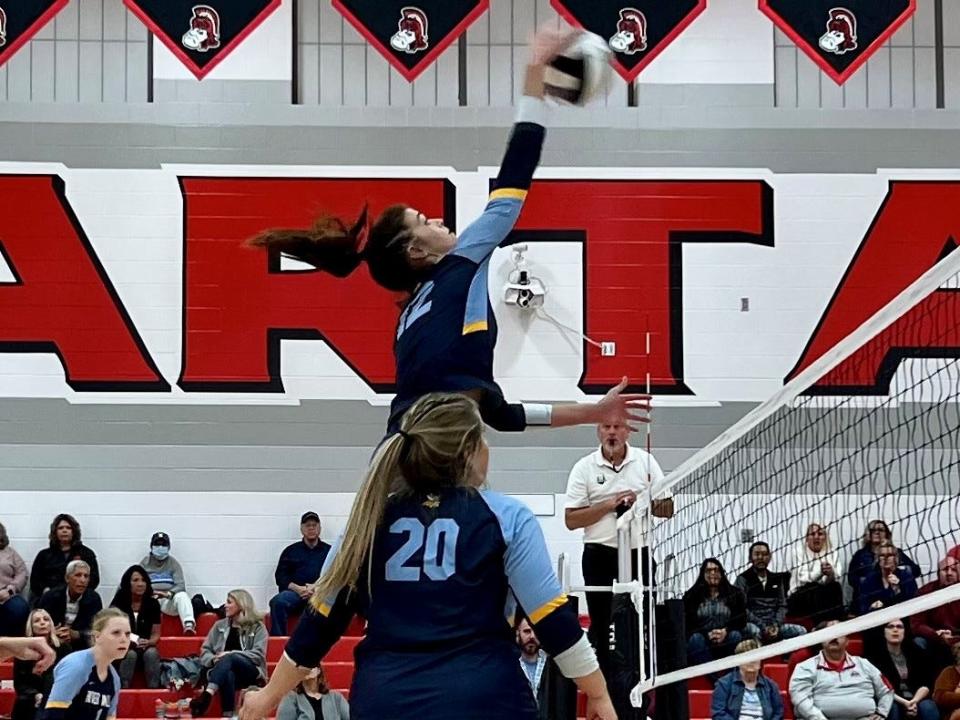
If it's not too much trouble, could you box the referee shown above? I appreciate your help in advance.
[565,419,673,672]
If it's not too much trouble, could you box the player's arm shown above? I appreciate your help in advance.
[484,493,611,706]
[240,541,356,720]
[477,375,652,433]
[452,46,553,265]
[40,654,88,720]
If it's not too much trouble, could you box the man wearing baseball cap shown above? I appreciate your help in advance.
[268,513,331,636]
[140,531,196,635]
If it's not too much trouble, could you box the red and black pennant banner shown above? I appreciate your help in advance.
[550,1,706,82]
[760,0,915,84]
[333,0,489,82]
[0,0,69,68]
[123,0,281,80]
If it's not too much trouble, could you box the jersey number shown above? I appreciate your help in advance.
[395,281,434,340]
[386,517,459,581]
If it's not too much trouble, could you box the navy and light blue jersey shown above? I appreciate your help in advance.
[41,649,119,720]
[388,121,546,433]
[285,488,583,720]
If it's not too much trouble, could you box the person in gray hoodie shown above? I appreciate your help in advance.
[276,666,349,720]
[789,620,894,720]
[191,589,268,718]
[140,531,196,635]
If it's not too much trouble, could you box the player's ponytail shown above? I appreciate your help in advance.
[249,204,426,295]
[247,206,369,278]
[313,393,485,604]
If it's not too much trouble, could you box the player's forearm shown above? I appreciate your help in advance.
[573,668,608,699]
[549,402,606,428]
[262,655,310,707]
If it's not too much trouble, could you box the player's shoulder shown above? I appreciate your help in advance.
[478,490,536,535]
[56,648,94,678]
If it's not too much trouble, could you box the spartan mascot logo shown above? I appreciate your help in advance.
[182,5,222,53]
[0,7,7,48]
[818,7,858,55]
[390,6,429,54]
[609,7,647,55]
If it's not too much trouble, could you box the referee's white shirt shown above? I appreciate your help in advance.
[564,444,669,549]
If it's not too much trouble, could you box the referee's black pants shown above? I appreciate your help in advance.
[582,543,654,675]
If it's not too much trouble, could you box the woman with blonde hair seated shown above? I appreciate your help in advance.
[191,590,268,718]
[788,522,845,624]
[277,665,349,720]
[13,609,68,720]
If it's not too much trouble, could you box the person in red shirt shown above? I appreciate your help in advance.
[911,555,960,666]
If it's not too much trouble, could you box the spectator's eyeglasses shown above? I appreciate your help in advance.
[879,552,897,558]
[885,624,905,630]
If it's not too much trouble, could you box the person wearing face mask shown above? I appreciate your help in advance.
[140,533,195,635]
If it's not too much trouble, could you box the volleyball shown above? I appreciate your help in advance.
[544,32,614,106]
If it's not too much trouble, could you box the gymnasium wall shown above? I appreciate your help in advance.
[1,0,959,609]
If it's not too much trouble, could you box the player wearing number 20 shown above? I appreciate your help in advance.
[238,393,618,720]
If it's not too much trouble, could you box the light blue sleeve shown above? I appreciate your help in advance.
[314,535,343,617]
[107,667,120,719]
[44,651,92,713]
[479,491,566,622]
[452,196,525,264]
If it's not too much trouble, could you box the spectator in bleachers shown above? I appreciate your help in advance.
[788,522,845,625]
[36,560,102,653]
[933,642,960,720]
[13,609,68,720]
[735,542,806,645]
[710,638,785,720]
[864,618,938,720]
[29,515,100,600]
[684,558,748,669]
[911,555,960,654]
[516,617,548,713]
[848,520,921,606]
[109,565,162,689]
[0,521,30,637]
[191,589,268,718]
[140,531,196,635]
[855,540,919,616]
[789,620,893,720]
[269,513,331,637]
[38,608,128,720]
[276,665,350,720]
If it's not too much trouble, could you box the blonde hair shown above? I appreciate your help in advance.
[313,393,484,606]
[26,609,60,649]
[735,638,761,654]
[804,522,832,549]
[227,589,264,629]
[91,607,130,635]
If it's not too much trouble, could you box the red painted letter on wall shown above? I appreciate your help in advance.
[512,180,774,394]
[0,175,168,390]
[178,177,454,391]
[788,182,960,393]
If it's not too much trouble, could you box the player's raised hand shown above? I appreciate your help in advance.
[596,376,652,431]
[528,22,580,66]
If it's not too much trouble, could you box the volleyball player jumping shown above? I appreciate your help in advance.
[251,28,650,435]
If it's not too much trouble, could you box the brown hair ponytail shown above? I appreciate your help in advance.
[247,206,369,278]
[249,203,428,295]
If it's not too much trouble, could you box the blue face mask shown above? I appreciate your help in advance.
[151,546,170,560]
